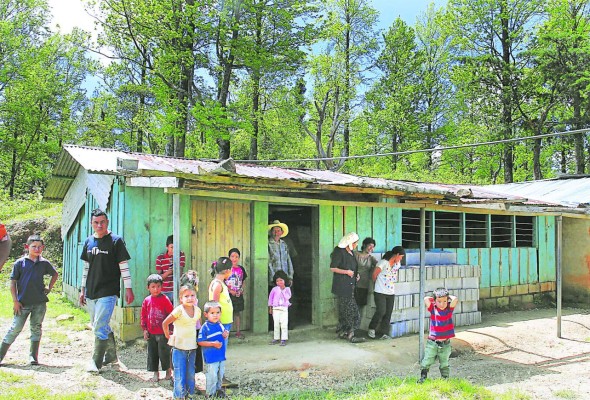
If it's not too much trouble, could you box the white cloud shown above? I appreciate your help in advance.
[46,0,97,35]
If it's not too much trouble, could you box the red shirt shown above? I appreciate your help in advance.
[155,251,185,293]
[140,294,174,335]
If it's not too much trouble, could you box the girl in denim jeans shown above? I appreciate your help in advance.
[163,285,202,399]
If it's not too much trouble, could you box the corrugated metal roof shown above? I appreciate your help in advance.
[44,145,549,207]
[485,177,590,208]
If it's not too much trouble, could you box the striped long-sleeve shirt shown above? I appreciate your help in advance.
[427,302,455,341]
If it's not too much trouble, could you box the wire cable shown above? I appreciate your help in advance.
[234,127,590,164]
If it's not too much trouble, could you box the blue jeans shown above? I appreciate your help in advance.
[86,295,117,340]
[205,360,225,396]
[3,302,46,344]
[223,323,232,348]
[164,292,175,304]
[172,348,196,399]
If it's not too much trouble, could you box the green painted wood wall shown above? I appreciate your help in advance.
[317,204,402,327]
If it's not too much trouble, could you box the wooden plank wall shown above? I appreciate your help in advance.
[317,205,402,327]
[454,248,540,289]
[191,199,252,330]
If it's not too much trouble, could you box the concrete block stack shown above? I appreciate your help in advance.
[362,264,482,338]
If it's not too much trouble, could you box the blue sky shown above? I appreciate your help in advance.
[372,0,447,29]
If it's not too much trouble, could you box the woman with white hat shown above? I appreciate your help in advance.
[330,232,365,343]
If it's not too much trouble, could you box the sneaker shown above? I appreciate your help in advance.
[379,334,390,340]
[270,339,280,345]
[367,329,375,339]
[280,340,287,346]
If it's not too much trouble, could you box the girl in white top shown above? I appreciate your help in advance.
[367,246,405,340]
[163,285,202,400]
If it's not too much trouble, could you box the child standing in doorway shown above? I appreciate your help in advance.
[0,234,58,366]
[140,274,173,382]
[418,287,459,383]
[268,270,292,346]
[163,285,202,399]
[225,248,247,339]
[198,301,229,398]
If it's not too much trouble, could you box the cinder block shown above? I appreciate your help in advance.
[522,294,534,304]
[510,295,523,309]
[479,287,491,299]
[426,267,434,280]
[425,279,446,291]
[481,298,496,311]
[474,265,481,277]
[453,302,462,314]
[393,281,419,295]
[445,277,462,290]
[540,282,553,292]
[461,300,478,312]
[462,277,479,288]
[490,286,503,298]
[516,284,529,295]
[397,269,407,283]
[529,283,541,293]
[440,252,456,265]
[497,296,510,308]
[504,285,518,297]
[438,266,447,279]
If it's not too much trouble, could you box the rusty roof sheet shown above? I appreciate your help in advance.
[485,177,590,208]
[44,145,553,207]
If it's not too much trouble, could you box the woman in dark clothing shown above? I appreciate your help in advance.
[330,232,365,343]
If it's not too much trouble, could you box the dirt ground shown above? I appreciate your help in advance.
[2,307,590,399]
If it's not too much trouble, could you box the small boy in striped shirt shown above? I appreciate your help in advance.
[418,287,459,383]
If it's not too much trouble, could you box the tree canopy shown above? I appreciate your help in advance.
[2,0,590,198]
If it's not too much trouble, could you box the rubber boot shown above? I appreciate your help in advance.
[0,342,11,365]
[29,341,40,365]
[87,337,108,372]
[417,369,428,384]
[103,332,118,365]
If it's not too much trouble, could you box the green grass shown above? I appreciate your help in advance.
[554,390,578,399]
[0,192,62,223]
[0,370,104,400]
[234,377,531,400]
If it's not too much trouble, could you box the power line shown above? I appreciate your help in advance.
[234,128,590,164]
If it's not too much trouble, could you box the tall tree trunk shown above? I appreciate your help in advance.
[249,5,263,161]
[573,91,585,174]
[501,1,513,183]
[533,138,542,180]
[343,3,351,159]
[137,63,147,153]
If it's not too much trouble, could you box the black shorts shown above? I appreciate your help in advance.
[230,294,245,312]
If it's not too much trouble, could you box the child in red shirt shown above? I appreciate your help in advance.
[141,274,174,382]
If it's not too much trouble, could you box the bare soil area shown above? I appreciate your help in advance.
[2,307,590,399]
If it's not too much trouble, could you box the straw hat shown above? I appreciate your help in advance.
[268,220,289,237]
[338,232,359,249]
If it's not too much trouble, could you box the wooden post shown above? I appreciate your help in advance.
[556,215,562,338]
[173,193,180,307]
[419,207,426,362]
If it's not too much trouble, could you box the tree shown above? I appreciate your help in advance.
[447,0,543,183]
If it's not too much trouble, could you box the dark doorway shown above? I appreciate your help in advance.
[269,205,313,328]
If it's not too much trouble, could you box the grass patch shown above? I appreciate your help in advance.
[0,279,88,328]
[0,369,30,384]
[554,390,578,399]
[0,192,62,224]
[237,377,532,400]
[46,330,70,345]
[0,385,101,400]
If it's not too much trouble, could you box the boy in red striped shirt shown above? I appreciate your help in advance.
[418,287,459,383]
[155,235,185,303]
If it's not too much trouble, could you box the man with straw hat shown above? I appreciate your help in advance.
[267,220,294,285]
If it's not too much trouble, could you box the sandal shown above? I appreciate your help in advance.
[338,332,348,339]
[349,336,366,343]
[270,339,280,345]
[235,332,245,339]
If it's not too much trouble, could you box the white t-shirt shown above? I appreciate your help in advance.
[373,259,400,295]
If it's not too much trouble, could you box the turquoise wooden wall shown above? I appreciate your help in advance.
[318,204,402,326]
[450,215,554,287]
[62,179,192,307]
[122,185,192,307]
